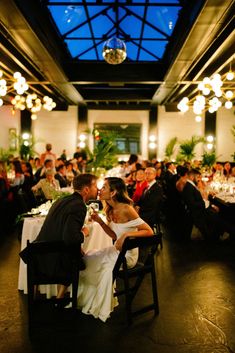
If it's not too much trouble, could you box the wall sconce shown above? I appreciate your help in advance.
[78,133,87,148]
[206,135,214,151]
[148,135,157,149]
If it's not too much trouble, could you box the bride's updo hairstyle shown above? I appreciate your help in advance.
[104,177,133,221]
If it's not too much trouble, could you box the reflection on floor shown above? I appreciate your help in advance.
[0,231,235,353]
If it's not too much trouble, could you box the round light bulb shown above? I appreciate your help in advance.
[22,132,30,140]
[225,101,232,109]
[226,71,234,80]
[79,134,86,141]
[149,135,156,142]
[207,143,213,150]
[225,90,233,99]
[195,115,202,122]
[31,114,37,120]
[207,135,214,142]
[148,142,156,149]
[78,141,86,148]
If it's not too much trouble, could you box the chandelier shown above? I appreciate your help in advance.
[102,37,127,65]
[177,65,234,122]
[0,69,56,120]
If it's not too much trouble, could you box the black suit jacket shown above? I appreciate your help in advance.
[35,192,87,284]
[137,181,163,229]
[181,181,205,225]
[181,181,215,239]
[55,173,68,188]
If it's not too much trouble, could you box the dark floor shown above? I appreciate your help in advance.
[1,231,235,353]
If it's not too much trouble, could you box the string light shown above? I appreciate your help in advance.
[0,69,56,119]
[177,61,234,118]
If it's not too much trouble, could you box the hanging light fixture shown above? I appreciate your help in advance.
[0,69,56,119]
[102,37,127,65]
[177,61,234,118]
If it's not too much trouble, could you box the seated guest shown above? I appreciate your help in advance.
[0,161,13,235]
[165,165,193,242]
[223,161,232,179]
[9,160,24,187]
[35,174,98,300]
[182,168,234,241]
[135,167,164,230]
[132,168,148,204]
[32,168,60,201]
[65,161,77,186]
[34,159,54,183]
[55,164,68,188]
[21,161,36,209]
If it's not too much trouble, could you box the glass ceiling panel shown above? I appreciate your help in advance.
[47,1,182,62]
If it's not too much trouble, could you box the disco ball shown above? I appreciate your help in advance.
[102,37,127,65]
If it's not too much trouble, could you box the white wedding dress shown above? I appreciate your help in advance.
[77,217,145,322]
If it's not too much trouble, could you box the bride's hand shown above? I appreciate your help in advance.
[82,226,90,237]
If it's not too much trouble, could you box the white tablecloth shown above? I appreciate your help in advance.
[18,215,112,295]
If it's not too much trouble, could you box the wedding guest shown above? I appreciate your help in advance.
[0,161,13,235]
[9,160,24,187]
[65,161,77,186]
[223,161,232,179]
[125,154,139,174]
[132,168,148,204]
[34,159,54,183]
[35,174,98,300]
[55,164,68,188]
[60,149,67,162]
[77,177,153,322]
[181,168,234,241]
[40,143,56,167]
[32,168,60,201]
[135,167,164,230]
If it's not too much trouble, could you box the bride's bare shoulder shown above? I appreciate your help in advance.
[122,203,138,217]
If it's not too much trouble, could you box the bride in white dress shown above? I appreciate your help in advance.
[77,177,153,322]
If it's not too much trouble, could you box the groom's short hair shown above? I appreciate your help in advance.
[73,173,97,191]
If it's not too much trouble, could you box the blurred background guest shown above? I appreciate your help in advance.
[32,168,60,202]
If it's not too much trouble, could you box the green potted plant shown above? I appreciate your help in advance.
[177,135,204,162]
[86,129,118,176]
[201,151,217,168]
[164,137,178,160]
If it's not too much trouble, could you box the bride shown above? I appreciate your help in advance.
[77,177,153,322]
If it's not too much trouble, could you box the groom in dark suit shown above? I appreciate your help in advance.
[35,173,98,298]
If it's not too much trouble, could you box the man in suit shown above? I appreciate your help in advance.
[136,167,164,230]
[182,168,229,241]
[55,164,68,188]
[35,173,98,299]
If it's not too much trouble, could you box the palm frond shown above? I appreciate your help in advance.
[165,137,178,159]
[179,135,204,162]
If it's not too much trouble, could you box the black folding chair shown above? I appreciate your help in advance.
[113,233,162,325]
[20,240,82,334]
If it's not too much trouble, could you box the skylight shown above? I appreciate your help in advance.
[47,0,182,62]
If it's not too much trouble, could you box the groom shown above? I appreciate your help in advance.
[35,173,98,299]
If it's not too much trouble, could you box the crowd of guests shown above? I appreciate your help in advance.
[26,155,235,322]
[1,144,235,241]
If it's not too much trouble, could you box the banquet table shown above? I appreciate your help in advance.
[18,214,113,296]
[210,192,235,227]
